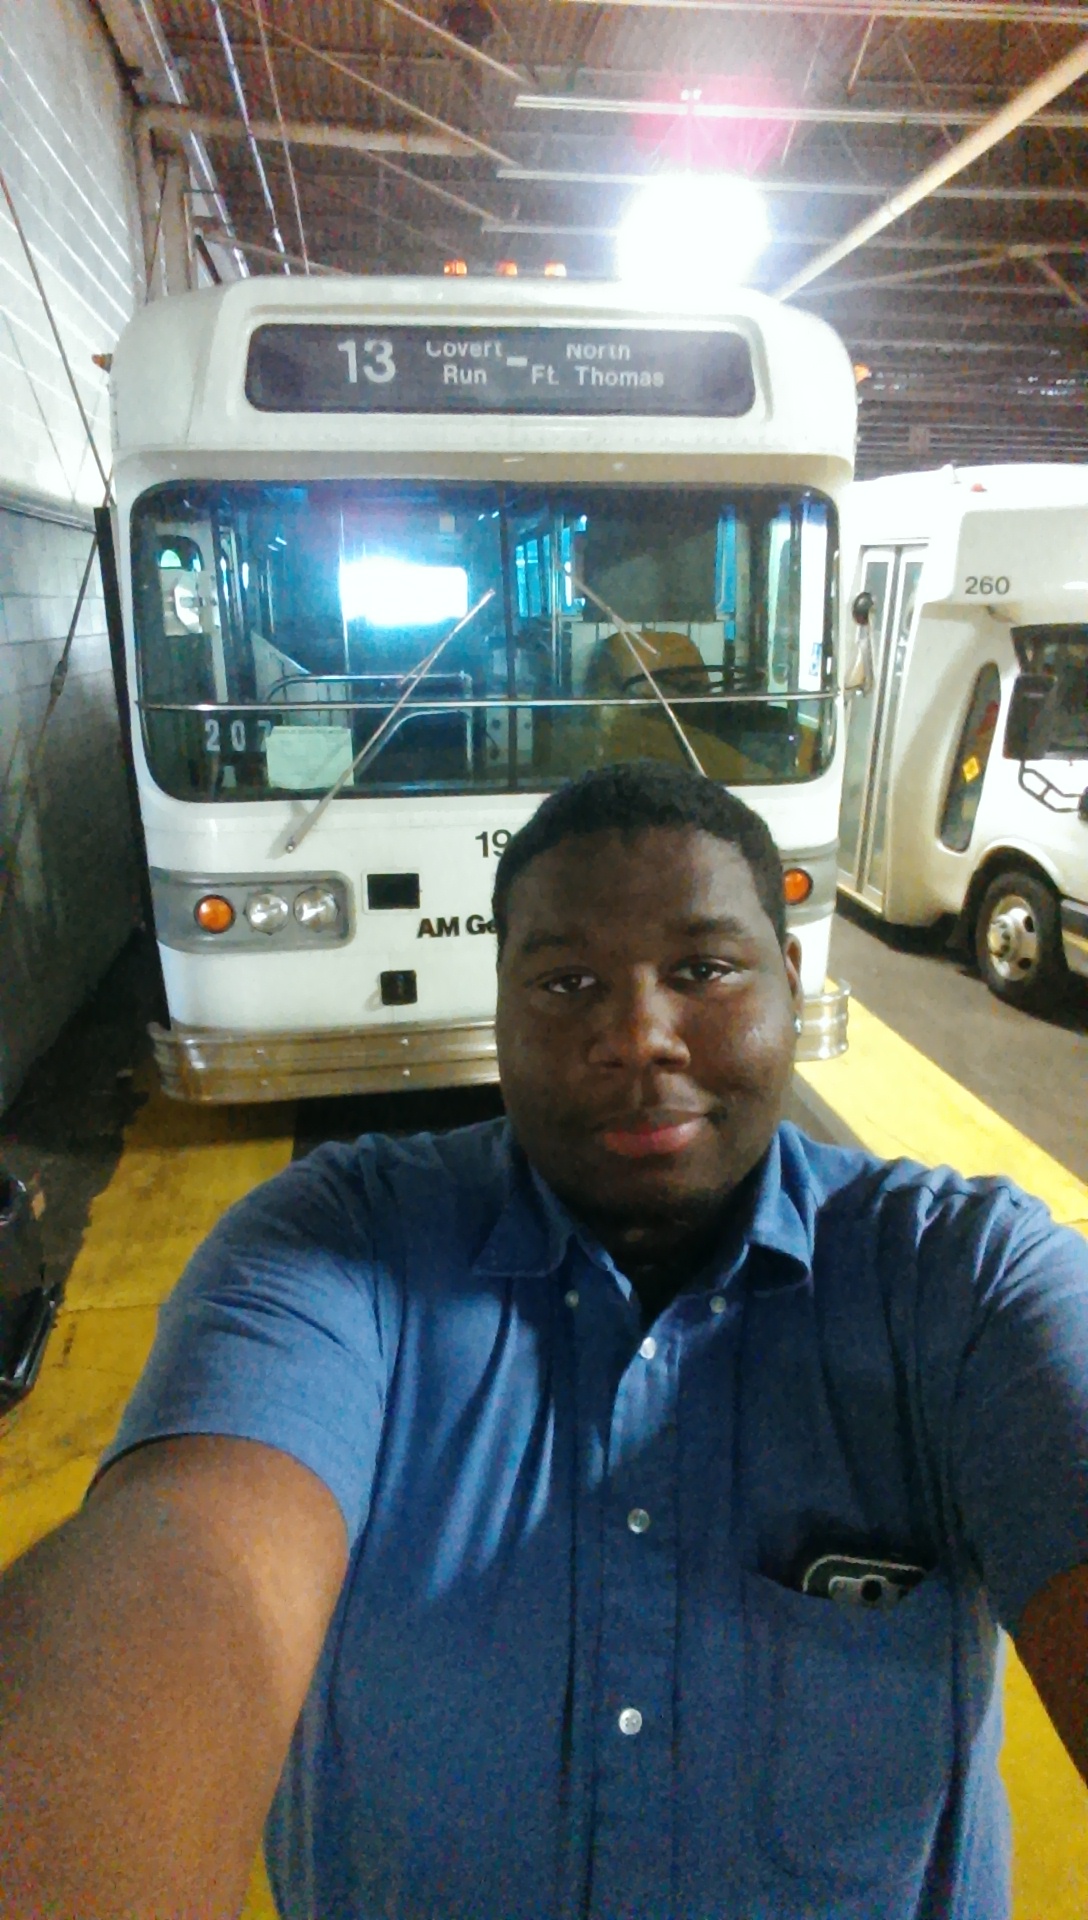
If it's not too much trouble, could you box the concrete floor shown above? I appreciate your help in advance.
[831,900,1088,1183]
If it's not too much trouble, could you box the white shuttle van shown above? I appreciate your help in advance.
[839,464,1088,1012]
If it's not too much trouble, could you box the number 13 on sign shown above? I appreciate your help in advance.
[337,339,396,385]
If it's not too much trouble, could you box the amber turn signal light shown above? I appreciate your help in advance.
[782,868,813,906]
[194,894,235,933]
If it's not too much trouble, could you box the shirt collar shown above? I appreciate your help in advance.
[470,1122,816,1290]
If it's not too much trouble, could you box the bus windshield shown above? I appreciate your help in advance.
[133,481,836,800]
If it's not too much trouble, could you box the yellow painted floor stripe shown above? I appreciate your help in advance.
[2,1006,1085,1919]
[801,996,1088,1919]
[0,1071,295,1566]
[799,996,1088,1235]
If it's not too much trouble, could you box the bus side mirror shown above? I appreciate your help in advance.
[844,591,875,695]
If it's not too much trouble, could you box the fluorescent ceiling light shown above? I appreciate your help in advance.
[617,172,768,303]
[339,556,469,628]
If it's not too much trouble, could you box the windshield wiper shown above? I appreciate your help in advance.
[573,576,707,776]
[283,587,495,854]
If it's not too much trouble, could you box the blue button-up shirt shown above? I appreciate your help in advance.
[105,1121,1088,1920]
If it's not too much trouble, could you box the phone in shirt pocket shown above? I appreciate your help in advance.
[801,1552,927,1611]
[742,1561,955,1894]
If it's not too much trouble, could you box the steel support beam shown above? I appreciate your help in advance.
[777,33,1088,296]
[140,107,472,158]
[514,93,1088,129]
[221,0,515,167]
[371,0,525,83]
[1032,254,1088,313]
[496,167,1088,201]
[480,219,1088,253]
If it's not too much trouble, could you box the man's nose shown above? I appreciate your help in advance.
[586,974,690,1070]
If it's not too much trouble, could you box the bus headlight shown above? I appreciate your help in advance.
[293,886,341,931]
[245,890,291,934]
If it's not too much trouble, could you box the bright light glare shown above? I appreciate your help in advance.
[616,173,768,305]
[339,556,469,628]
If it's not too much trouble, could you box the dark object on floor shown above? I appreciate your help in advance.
[0,1166,59,1410]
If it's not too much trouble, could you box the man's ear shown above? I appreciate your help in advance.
[783,933,804,1016]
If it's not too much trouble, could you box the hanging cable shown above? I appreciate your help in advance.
[0,166,110,492]
[209,0,291,273]
[251,0,309,272]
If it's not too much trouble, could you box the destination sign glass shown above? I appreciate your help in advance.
[245,324,755,417]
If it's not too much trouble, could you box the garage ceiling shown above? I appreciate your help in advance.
[127,0,1088,473]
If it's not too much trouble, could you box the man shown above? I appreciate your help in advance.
[1,761,1086,1920]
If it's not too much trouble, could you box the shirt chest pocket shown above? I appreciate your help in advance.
[742,1567,955,1894]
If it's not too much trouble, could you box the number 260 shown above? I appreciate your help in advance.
[965,575,1010,595]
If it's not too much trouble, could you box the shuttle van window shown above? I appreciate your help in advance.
[132,482,835,802]
[1006,626,1088,761]
[940,663,1001,853]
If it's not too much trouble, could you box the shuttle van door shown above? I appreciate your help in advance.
[838,550,894,893]
[863,554,925,909]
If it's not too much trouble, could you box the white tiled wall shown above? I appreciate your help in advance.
[0,0,143,1108]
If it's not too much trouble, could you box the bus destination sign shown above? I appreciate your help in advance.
[245,324,755,418]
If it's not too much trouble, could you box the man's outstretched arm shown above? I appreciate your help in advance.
[0,1434,347,1919]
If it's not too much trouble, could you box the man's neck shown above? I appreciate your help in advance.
[583,1164,764,1328]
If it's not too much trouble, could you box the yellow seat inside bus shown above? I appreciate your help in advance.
[534,625,816,784]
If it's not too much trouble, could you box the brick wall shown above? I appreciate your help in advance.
[0,0,143,1109]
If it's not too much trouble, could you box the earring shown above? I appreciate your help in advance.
[793,1015,804,1035]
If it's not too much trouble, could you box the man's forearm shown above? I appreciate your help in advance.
[0,1478,295,1917]
[1017,1564,1088,1792]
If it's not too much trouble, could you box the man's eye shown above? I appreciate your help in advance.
[540,970,597,996]
[671,958,738,985]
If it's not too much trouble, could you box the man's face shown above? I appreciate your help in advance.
[495,826,803,1226]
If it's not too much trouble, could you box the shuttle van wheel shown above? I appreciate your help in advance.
[974,870,1067,1014]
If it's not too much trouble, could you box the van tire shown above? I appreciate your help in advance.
[974,870,1068,1013]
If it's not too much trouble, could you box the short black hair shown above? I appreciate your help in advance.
[492,761,786,950]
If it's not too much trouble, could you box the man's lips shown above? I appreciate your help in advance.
[597,1113,711,1159]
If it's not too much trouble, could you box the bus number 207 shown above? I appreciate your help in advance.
[204,718,271,754]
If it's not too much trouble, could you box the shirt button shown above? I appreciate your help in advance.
[709,1294,727,1315]
[564,1289,579,1308]
[618,1707,643,1737]
[627,1507,651,1534]
[639,1335,657,1360]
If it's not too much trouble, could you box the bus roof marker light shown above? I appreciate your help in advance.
[339,556,469,629]
[616,172,768,306]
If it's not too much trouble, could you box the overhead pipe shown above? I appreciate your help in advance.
[777,33,1088,297]
[209,0,290,272]
[559,1,1088,24]
[251,0,310,271]
[140,108,473,159]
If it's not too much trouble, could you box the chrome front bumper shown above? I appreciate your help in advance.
[1061,899,1088,981]
[150,1017,501,1103]
[152,985,851,1104]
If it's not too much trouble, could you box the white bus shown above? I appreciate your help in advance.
[105,276,857,1102]
[840,464,1088,1013]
